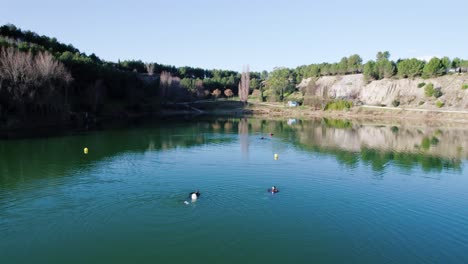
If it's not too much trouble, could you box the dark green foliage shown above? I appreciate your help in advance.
[0,24,79,54]
[293,52,466,86]
[462,84,468,90]
[417,82,426,88]
[376,51,390,61]
[201,70,239,93]
[180,78,195,92]
[347,54,363,74]
[392,100,400,107]
[266,67,295,101]
[338,57,348,75]
[423,57,447,78]
[377,59,396,79]
[294,54,363,81]
[397,59,425,78]
[436,101,444,108]
[452,58,461,68]
[363,61,377,81]
[375,51,395,79]
[363,52,395,81]
[451,58,468,68]
[118,60,146,73]
[178,66,205,79]
[433,88,443,98]
[441,57,451,70]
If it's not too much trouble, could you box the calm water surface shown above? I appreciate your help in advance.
[1,118,468,263]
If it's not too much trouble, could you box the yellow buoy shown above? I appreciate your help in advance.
[274,153,279,160]
[84,147,89,154]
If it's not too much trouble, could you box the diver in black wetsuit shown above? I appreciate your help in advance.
[268,186,279,193]
[190,190,200,200]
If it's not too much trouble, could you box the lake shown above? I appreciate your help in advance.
[1,117,468,263]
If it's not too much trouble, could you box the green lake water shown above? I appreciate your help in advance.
[1,117,468,263]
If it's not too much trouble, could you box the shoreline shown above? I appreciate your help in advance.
[244,102,468,126]
[2,102,468,138]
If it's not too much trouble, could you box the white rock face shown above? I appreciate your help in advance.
[297,74,468,109]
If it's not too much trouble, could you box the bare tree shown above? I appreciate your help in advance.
[239,65,250,103]
[212,88,222,99]
[159,71,189,102]
[35,51,72,85]
[159,71,171,101]
[145,63,155,75]
[0,47,72,105]
[224,88,233,99]
[0,47,35,98]
[195,79,205,98]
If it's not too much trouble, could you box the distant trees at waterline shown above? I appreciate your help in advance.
[2,22,468,125]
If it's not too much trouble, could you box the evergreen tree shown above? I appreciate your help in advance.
[363,61,377,81]
[423,58,445,78]
[347,54,363,73]
[397,58,425,78]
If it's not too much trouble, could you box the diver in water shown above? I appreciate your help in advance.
[268,186,279,193]
[190,190,200,200]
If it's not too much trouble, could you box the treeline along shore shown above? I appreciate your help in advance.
[1,24,467,131]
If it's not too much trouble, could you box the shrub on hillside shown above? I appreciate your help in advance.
[433,88,443,98]
[392,100,400,107]
[436,101,444,108]
[462,84,468,90]
[417,82,426,88]
[424,83,435,97]
[324,100,353,111]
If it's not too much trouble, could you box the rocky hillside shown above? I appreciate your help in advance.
[298,74,468,110]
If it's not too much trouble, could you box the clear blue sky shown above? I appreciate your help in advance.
[1,0,467,72]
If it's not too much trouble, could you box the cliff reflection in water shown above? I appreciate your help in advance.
[1,118,466,188]
[247,117,466,172]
